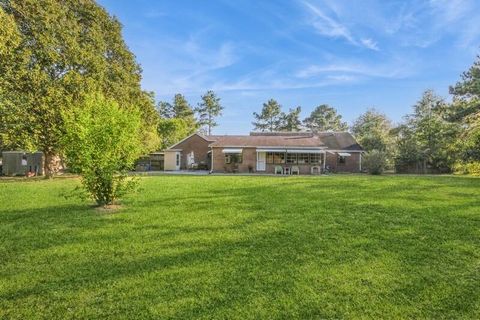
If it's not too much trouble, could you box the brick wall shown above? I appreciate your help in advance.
[212,147,256,173]
[173,134,211,170]
[325,152,361,173]
[212,149,362,173]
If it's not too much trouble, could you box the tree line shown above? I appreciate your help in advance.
[248,54,480,175]
[0,0,478,206]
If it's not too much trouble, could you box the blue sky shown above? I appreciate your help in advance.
[98,0,480,134]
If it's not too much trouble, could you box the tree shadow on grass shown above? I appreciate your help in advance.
[2,175,480,318]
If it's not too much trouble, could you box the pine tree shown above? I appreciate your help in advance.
[195,91,223,135]
[252,99,283,132]
[303,105,347,132]
[279,107,302,131]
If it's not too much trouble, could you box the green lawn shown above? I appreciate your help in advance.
[1,175,479,319]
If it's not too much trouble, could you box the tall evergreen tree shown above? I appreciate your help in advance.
[157,94,198,148]
[449,54,480,163]
[195,90,223,135]
[394,90,460,172]
[449,54,480,121]
[0,0,158,177]
[173,94,195,120]
[279,106,302,132]
[157,101,174,119]
[252,99,283,132]
[157,94,195,121]
[303,104,347,132]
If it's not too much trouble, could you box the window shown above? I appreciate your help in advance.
[286,153,297,164]
[225,153,242,164]
[297,153,309,164]
[266,152,286,164]
[338,156,346,164]
[273,152,285,164]
[176,153,180,166]
[266,152,274,164]
[310,153,321,164]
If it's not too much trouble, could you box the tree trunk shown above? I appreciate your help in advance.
[44,152,62,178]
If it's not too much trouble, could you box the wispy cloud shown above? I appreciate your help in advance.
[302,1,356,45]
[301,0,380,51]
[295,58,415,80]
[360,38,379,51]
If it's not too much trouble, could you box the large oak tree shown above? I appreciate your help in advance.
[0,0,158,177]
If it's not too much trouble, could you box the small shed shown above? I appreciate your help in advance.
[1,151,44,176]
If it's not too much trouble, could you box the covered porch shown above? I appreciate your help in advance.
[255,148,327,175]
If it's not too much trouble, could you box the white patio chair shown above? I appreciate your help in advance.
[291,166,300,175]
[311,166,321,175]
[275,166,283,175]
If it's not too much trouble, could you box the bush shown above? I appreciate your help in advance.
[453,161,480,176]
[363,150,387,175]
[62,94,143,206]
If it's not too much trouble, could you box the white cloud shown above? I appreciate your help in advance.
[295,58,415,80]
[360,38,379,51]
[302,1,356,45]
[301,0,380,51]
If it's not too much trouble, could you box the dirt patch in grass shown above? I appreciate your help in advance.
[94,204,123,213]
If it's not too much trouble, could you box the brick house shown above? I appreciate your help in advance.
[163,132,363,174]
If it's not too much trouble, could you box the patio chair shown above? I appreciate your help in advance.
[311,166,321,175]
[284,167,291,175]
[291,166,300,175]
[274,166,283,175]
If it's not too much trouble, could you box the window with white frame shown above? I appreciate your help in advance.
[225,153,242,164]
[286,153,297,164]
[310,153,321,164]
[297,153,309,164]
[338,156,346,164]
[266,152,274,164]
[273,152,285,164]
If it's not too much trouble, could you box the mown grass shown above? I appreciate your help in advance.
[1,175,479,319]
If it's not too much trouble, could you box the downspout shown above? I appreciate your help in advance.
[209,146,213,174]
[323,151,326,171]
[359,152,362,172]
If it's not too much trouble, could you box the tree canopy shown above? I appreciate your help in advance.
[0,0,158,176]
[303,105,348,132]
[351,108,393,152]
[394,90,460,173]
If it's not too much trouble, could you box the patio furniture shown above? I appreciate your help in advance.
[311,166,321,175]
[291,166,300,175]
[275,166,283,175]
[284,167,291,175]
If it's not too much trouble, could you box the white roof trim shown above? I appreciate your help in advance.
[338,152,351,157]
[256,148,286,153]
[222,148,243,153]
[166,133,211,150]
[286,149,324,154]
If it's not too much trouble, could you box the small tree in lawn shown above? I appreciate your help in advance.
[62,94,143,207]
[363,150,388,175]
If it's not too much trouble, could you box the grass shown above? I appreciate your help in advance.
[1,175,479,319]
